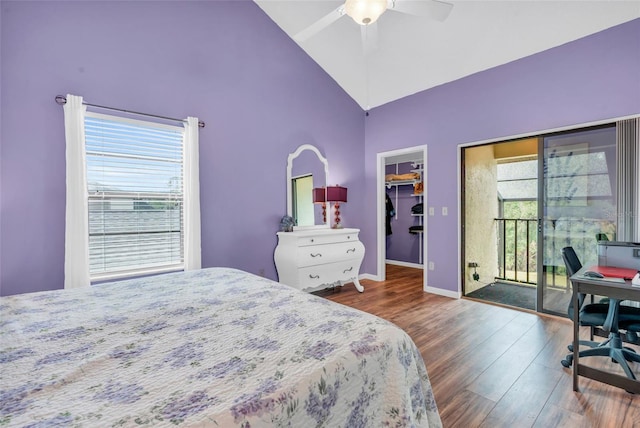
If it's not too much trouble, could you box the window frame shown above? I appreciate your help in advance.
[84,111,187,282]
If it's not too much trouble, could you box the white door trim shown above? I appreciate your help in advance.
[376,145,428,290]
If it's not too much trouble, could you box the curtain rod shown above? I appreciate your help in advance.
[55,95,205,128]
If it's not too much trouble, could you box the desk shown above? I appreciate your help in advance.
[570,266,640,393]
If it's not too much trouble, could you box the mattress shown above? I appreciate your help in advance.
[0,267,441,427]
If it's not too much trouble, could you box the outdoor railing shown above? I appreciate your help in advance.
[495,218,537,285]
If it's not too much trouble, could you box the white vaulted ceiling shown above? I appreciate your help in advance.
[255,0,640,110]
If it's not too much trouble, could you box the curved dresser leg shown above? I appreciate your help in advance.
[353,278,364,293]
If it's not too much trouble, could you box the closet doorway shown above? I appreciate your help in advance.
[376,145,428,288]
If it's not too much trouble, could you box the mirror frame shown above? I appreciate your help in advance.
[287,144,329,229]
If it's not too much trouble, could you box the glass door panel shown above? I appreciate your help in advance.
[540,126,617,315]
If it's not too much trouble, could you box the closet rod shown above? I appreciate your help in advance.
[55,95,205,128]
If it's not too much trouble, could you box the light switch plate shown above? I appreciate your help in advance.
[442,206,448,216]
[429,207,435,216]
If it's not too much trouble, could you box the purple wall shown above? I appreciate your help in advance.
[362,18,640,293]
[1,3,638,297]
[0,1,364,295]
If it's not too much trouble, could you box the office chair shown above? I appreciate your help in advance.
[624,323,640,344]
[561,246,609,348]
[560,246,640,382]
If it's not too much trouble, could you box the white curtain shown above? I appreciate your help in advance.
[183,117,202,270]
[63,94,90,289]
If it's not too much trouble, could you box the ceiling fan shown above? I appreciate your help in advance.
[294,0,454,54]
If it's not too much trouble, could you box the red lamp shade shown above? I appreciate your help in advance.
[326,186,347,203]
[312,187,326,203]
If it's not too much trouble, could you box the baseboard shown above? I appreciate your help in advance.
[424,285,461,299]
[362,268,459,299]
[385,259,424,269]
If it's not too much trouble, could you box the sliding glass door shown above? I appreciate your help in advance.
[462,124,617,315]
[539,126,617,315]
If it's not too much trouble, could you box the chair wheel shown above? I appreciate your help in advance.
[561,357,572,368]
[567,344,574,352]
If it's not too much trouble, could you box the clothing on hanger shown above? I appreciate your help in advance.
[385,193,395,236]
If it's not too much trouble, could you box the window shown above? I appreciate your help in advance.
[63,94,200,289]
[85,112,186,280]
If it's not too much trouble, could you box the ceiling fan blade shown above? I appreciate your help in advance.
[391,0,454,22]
[294,5,346,43]
[361,23,379,56]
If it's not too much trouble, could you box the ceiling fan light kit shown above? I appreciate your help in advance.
[292,0,453,46]
[344,0,388,25]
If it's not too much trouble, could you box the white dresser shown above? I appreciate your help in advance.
[274,228,365,293]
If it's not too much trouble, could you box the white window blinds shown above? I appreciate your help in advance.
[85,112,185,280]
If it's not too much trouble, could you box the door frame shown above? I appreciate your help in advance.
[376,145,428,289]
[457,114,638,300]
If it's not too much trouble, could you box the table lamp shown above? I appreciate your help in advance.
[326,185,347,229]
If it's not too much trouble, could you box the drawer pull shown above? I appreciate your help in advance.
[310,253,322,258]
[309,274,320,279]
[346,248,356,253]
[343,267,353,274]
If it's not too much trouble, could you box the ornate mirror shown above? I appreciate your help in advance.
[287,144,329,229]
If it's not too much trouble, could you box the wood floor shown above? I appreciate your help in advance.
[320,265,640,428]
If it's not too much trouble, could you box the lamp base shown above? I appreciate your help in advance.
[332,202,343,228]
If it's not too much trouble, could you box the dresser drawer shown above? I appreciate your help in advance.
[297,242,362,267]
[297,261,360,291]
[296,232,359,247]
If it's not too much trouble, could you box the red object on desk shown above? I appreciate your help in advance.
[587,265,639,280]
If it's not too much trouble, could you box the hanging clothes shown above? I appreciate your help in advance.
[385,193,395,236]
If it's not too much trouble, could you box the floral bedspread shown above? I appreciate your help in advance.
[1,268,441,427]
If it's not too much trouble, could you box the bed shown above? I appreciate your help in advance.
[1,268,442,427]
